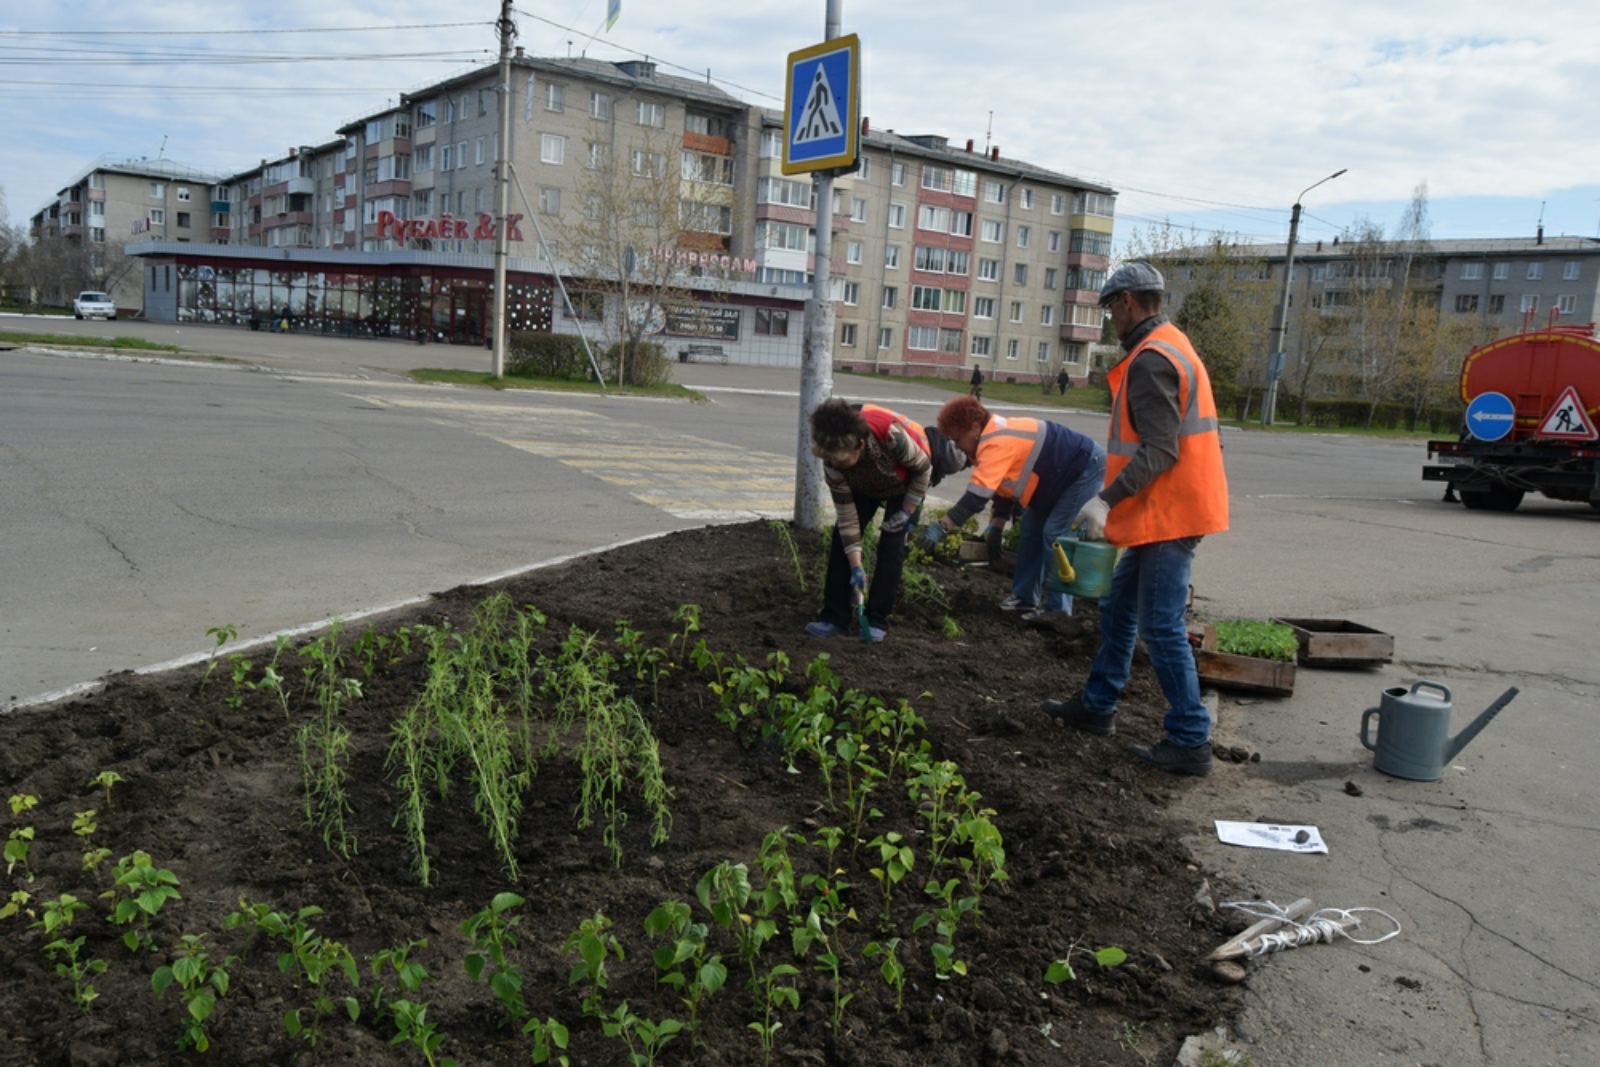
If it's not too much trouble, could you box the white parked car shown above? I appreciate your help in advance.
[73,291,118,320]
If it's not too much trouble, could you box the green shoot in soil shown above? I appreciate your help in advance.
[463,892,528,1026]
[152,933,237,1052]
[1213,619,1299,662]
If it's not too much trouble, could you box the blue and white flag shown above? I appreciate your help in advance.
[605,0,621,31]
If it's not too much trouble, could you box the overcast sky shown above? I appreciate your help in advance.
[7,0,1600,251]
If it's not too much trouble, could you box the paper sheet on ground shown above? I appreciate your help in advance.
[1214,820,1328,854]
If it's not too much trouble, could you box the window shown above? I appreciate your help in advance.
[1527,262,1544,280]
[149,182,166,199]
[983,180,1006,204]
[857,156,871,180]
[914,246,947,272]
[416,100,437,128]
[949,210,974,237]
[974,296,996,319]
[1069,230,1112,255]
[88,200,104,218]
[1564,261,1581,281]
[1037,340,1051,362]
[479,88,492,117]
[1492,262,1510,280]
[888,202,906,229]
[176,212,191,228]
[1047,231,1062,253]
[759,129,782,158]
[539,186,561,215]
[545,82,565,111]
[682,151,734,184]
[912,285,943,311]
[981,219,1004,243]
[415,144,434,171]
[1014,263,1028,285]
[685,112,727,138]
[756,308,790,336]
[1051,193,1065,215]
[474,187,488,213]
[884,245,902,269]
[378,154,411,181]
[90,227,105,243]
[470,136,483,165]
[844,240,863,265]
[176,187,191,202]
[879,327,893,349]
[1558,294,1577,314]
[440,144,454,170]
[1040,305,1054,326]
[1006,338,1020,360]
[953,169,977,197]
[1488,294,1506,314]
[1455,294,1480,312]
[940,328,963,353]
[921,164,953,192]
[631,150,666,178]
[842,281,860,306]
[839,323,857,347]
[970,335,992,356]
[637,100,665,127]
[908,326,938,350]
[364,161,379,184]
[1043,267,1058,290]
[1073,191,1116,217]
[1019,188,1033,209]
[944,290,966,315]
[891,162,906,186]
[630,200,660,226]
[591,92,612,119]
[1009,300,1024,323]
[540,134,565,165]
[587,142,610,170]
[1460,262,1484,280]
[1016,225,1031,249]
[1520,294,1539,313]
[758,177,812,208]
[413,189,433,215]
[758,221,811,251]
[882,286,898,309]
[850,197,867,222]
[149,208,165,224]
[680,200,733,235]
[947,250,969,275]
[917,205,950,232]
[456,141,468,169]
[977,258,1000,281]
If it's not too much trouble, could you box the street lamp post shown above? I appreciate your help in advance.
[1262,168,1346,425]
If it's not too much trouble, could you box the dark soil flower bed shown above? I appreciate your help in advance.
[0,521,1236,1066]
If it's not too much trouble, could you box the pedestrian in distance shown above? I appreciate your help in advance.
[804,398,933,643]
[969,365,985,399]
[1057,367,1072,395]
[1040,262,1230,776]
[920,395,1106,624]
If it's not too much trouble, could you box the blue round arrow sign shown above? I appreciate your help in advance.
[1465,391,1515,442]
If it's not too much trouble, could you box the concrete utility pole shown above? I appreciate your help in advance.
[1263,168,1345,425]
[794,0,843,531]
[490,0,517,378]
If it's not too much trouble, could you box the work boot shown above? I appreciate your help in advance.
[1130,738,1213,777]
[804,620,844,639]
[862,624,887,643]
[1040,694,1115,736]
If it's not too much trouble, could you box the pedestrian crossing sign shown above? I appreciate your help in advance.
[1535,385,1597,440]
[783,34,860,175]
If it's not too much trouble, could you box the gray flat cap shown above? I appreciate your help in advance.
[1098,262,1165,305]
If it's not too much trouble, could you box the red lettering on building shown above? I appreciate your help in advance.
[373,209,529,247]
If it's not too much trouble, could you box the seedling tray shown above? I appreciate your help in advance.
[1193,625,1296,697]
[1272,617,1394,668]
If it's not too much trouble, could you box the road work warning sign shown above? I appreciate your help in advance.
[1536,385,1598,440]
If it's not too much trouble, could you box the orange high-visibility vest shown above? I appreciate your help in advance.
[967,415,1048,508]
[1103,323,1229,547]
[861,404,929,480]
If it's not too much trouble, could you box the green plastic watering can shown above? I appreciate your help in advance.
[1045,537,1120,600]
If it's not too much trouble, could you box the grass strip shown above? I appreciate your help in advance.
[409,368,705,401]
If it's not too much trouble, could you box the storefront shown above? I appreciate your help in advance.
[128,242,807,364]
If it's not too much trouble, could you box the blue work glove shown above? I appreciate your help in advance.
[880,509,911,535]
[918,522,946,552]
[849,565,867,591]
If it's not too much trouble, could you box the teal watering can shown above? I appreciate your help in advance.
[1359,681,1519,781]
[1045,537,1119,600]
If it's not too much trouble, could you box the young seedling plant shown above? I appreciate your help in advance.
[863,936,907,1012]
[199,623,238,691]
[563,911,625,1019]
[643,899,726,1043]
[88,770,125,810]
[387,999,458,1067]
[34,894,105,1012]
[224,899,359,1046]
[463,892,528,1026]
[1045,944,1130,986]
[6,793,38,882]
[72,810,111,875]
[368,937,430,1015]
[601,1001,684,1067]
[748,962,800,1067]
[108,850,181,952]
[152,933,237,1052]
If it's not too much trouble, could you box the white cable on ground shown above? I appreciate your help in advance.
[1221,899,1402,958]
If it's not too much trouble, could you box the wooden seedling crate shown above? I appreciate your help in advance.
[1193,625,1296,697]
[1272,617,1394,668]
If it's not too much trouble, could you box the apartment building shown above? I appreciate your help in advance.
[28,158,221,310]
[1164,232,1600,395]
[749,120,1114,383]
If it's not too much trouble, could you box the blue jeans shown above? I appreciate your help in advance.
[1082,537,1210,747]
[1010,446,1107,613]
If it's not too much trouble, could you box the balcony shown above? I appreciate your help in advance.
[683,131,732,156]
[286,176,315,196]
[262,211,313,229]
[1059,323,1102,343]
[210,200,230,214]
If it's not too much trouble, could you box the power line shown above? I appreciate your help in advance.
[0,21,490,37]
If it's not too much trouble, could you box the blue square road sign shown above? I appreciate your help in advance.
[783,34,860,175]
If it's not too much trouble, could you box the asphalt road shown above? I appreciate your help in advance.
[3,325,1598,1065]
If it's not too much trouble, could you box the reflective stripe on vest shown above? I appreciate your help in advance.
[972,416,1047,506]
[1107,339,1219,457]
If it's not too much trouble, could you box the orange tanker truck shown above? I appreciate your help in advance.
[1424,321,1600,512]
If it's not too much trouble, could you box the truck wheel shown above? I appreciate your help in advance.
[1460,485,1524,512]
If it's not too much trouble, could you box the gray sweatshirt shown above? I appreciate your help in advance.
[1101,314,1182,508]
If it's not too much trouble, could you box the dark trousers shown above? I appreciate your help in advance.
[820,491,909,629]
